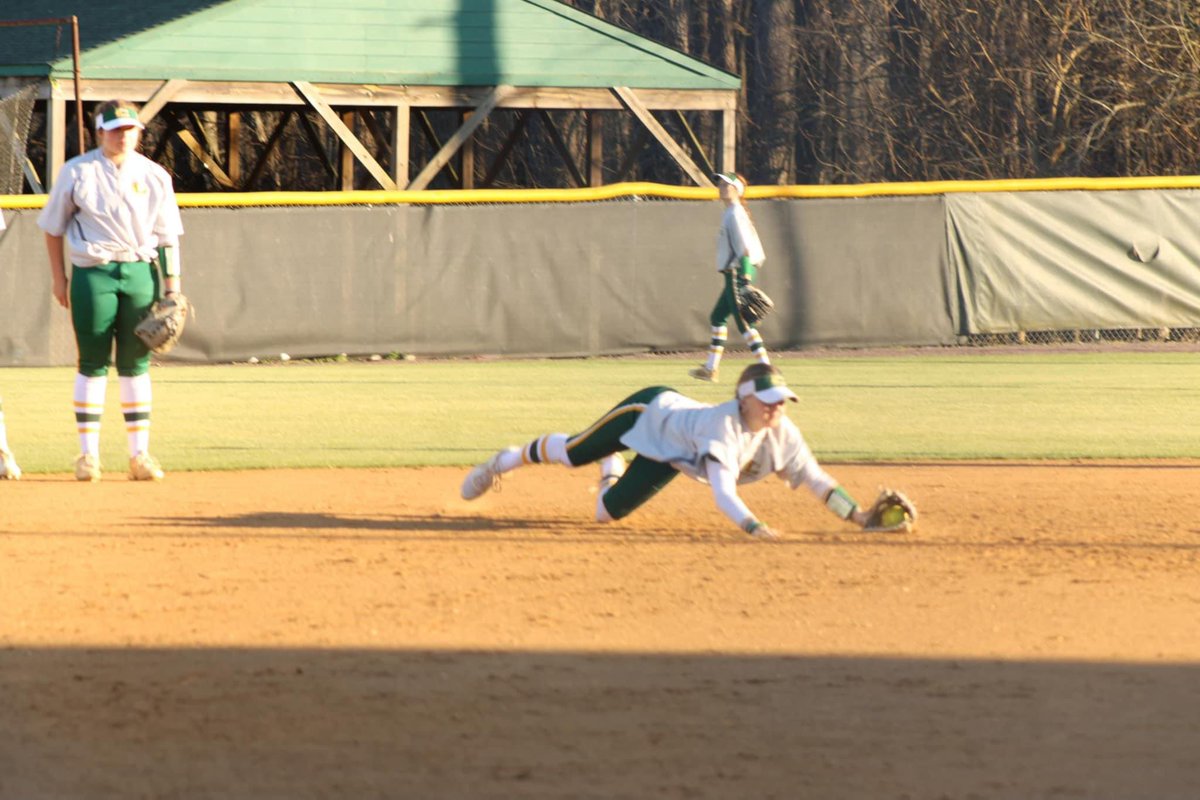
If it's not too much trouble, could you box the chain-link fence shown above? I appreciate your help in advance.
[964,327,1200,346]
[0,84,37,195]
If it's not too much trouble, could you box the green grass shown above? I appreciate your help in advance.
[2,352,1198,474]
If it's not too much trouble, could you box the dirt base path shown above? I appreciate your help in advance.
[2,463,1199,798]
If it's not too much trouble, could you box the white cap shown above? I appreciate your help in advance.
[737,373,798,404]
[95,106,144,131]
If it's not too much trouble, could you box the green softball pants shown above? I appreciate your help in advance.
[708,268,755,334]
[70,260,160,377]
[563,385,682,520]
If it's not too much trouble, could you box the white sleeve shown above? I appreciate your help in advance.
[706,457,755,529]
[792,456,839,503]
[37,166,78,236]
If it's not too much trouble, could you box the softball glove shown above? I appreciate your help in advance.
[737,284,774,326]
[135,293,191,355]
[862,488,918,533]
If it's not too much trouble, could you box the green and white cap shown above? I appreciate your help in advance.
[737,372,798,404]
[95,106,144,131]
[714,171,745,196]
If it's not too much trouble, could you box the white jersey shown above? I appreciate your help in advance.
[620,392,835,495]
[38,149,183,267]
[715,203,765,272]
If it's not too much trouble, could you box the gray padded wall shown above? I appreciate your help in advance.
[0,197,955,366]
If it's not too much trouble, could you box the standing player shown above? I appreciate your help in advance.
[461,363,915,538]
[689,172,770,383]
[38,100,184,482]
[0,211,20,479]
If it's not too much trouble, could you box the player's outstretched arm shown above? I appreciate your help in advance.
[705,458,778,539]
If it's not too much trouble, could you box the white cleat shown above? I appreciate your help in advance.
[461,447,517,500]
[75,453,102,482]
[0,448,21,480]
[129,452,165,482]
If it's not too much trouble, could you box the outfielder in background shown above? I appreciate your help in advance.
[690,171,770,383]
[38,99,185,482]
[0,211,20,480]
[462,363,916,539]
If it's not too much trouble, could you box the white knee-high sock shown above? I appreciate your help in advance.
[743,328,770,364]
[120,374,153,457]
[705,325,727,372]
[0,398,11,452]
[513,433,571,469]
[74,373,107,456]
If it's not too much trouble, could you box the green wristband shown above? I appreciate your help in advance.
[738,255,756,281]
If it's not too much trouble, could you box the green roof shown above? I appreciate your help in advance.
[0,0,739,90]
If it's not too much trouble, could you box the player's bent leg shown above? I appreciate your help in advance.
[597,455,679,522]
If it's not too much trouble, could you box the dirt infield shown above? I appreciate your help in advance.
[2,462,1199,799]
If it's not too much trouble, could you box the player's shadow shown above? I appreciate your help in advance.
[22,511,1199,549]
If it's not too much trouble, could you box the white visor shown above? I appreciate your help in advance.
[96,107,144,131]
[737,374,798,404]
[714,172,745,197]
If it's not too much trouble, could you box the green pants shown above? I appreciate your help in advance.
[708,269,754,334]
[70,260,159,377]
[564,386,681,520]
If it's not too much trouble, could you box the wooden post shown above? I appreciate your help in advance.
[587,111,603,187]
[340,110,356,191]
[45,93,67,188]
[460,109,475,189]
[391,104,409,187]
[227,111,242,185]
[720,107,736,174]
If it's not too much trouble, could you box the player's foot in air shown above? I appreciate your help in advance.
[0,448,21,480]
[129,452,165,481]
[689,365,718,382]
[75,453,102,482]
[461,447,516,500]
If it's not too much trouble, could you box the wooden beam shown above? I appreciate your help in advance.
[51,79,740,112]
[611,86,712,187]
[23,157,43,193]
[174,122,235,189]
[290,80,396,190]
[481,111,530,188]
[536,110,585,189]
[407,85,512,191]
[137,78,188,124]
